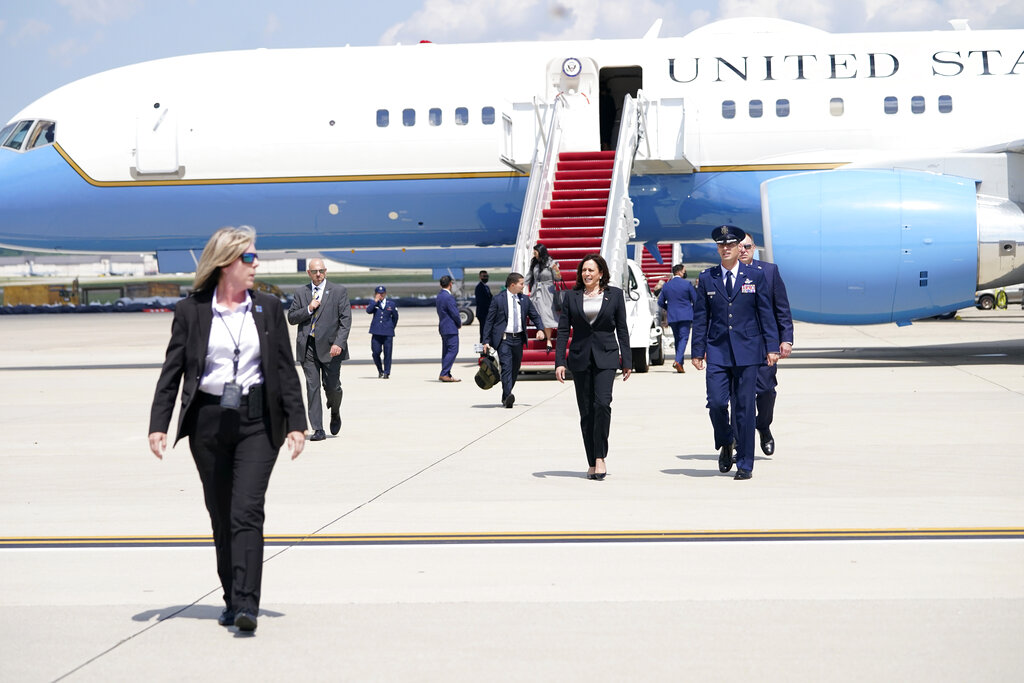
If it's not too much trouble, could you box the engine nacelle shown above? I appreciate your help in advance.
[761,169,978,324]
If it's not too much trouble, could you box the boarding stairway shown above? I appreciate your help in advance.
[510,92,644,369]
[639,243,674,290]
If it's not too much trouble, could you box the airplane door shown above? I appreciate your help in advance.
[135,101,180,175]
[599,66,643,151]
[546,57,599,152]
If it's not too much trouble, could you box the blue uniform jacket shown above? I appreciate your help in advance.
[657,276,697,322]
[436,289,462,336]
[481,290,544,348]
[749,259,794,346]
[692,264,779,366]
[366,298,399,336]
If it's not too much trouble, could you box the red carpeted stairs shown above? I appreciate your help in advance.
[640,243,674,291]
[522,150,615,368]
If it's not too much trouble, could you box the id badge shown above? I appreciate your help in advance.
[220,381,242,410]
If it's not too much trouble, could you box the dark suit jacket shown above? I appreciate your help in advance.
[288,279,352,363]
[149,290,307,449]
[555,286,632,372]
[749,259,794,346]
[481,290,544,348]
[436,289,462,335]
[691,264,780,367]
[657,276,697,322]
[475,281,493,319]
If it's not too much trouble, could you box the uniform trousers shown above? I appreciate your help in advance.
[728,363,779,440]
[370,334,393,375]
[496,334,523,400]
[669,321,692,364]
[440,333,459,377]
[303,338,343,431]
[189,393,278,614]
[706,363,759,473]
[572,365,617,467]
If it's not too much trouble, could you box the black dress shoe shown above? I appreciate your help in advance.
[382,373,389,379]
[309,429,327,442]
[502,393,515,408]
[218,608,235,626]
[378,372,384,379]
[330,409,341,435]
[234,610,257,632]
[718,443,733,473]
[759,429,775,455]
[734,469,752,480]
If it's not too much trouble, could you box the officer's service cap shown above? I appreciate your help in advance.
[375,285,386,293]
[712,225,746,244]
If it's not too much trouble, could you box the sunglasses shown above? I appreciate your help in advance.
[240,252,258,264]
[738,244,754,250]
[309,268,326,274]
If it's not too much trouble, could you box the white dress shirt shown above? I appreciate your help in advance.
[504,291,521,335]
[199,287,264,396]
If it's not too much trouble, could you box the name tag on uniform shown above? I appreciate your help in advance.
[741,284,756,294]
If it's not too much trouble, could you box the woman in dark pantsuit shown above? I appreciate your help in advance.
[148,225,306,633]
[555,254,632,480]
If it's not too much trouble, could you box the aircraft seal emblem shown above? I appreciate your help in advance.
[562,57,582,78]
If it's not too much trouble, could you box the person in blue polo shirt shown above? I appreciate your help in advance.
[691,225,779,480]
[366,285,399,379]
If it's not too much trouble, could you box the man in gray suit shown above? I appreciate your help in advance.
[288,258,351,441]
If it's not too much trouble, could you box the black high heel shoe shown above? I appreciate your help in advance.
[545,343,553,352]
[594,473,606,481]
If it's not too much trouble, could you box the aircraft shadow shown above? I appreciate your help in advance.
[788,338,1024,368]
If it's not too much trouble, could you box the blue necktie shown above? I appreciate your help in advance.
[726,271,734,296]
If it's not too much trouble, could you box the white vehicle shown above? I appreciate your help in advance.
[624,258,664,372]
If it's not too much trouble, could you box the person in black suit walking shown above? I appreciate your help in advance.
[482,272,546,408]
[475,270,493,343]
[554,254,632,480]
[148,225,306,633]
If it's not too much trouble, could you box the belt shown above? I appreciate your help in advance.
[195,389,251,406]
[504,332,522,339]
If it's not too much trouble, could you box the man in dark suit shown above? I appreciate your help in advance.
[366,285,399,379]
[657,263,698,373]
[734,236,794,455]
[436,274,462,382]
[691,225,779,480]
[482,272,546,408]
[475,270,493,343]
[287,258,351,441]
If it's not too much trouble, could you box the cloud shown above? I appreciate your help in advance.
[379,0,696,44]
[57,0,142,25]
[10,19,52,47]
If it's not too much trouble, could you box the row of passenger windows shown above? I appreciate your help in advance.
[376,106,497,128]
[0,119,55,151]
[722,95,954,119]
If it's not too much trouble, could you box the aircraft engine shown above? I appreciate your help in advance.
[761,169,983,324]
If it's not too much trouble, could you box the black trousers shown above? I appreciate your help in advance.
[572,365,617,467]
[189,393,278,614]
[497,335,523,400]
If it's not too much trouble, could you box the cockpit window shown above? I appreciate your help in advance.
[0,123,16,147]
[2,120,34,150]
[26,121,55,149]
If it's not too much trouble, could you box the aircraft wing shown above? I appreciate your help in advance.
[969,139,1024,154]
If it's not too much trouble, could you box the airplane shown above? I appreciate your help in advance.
[1,16,1023,325]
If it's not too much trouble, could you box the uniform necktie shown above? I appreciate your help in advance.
[726,270,734,296]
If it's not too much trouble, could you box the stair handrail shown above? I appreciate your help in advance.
[601,91,647,288]
[511,94,567,277]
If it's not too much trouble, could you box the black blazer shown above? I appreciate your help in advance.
[149,290,307,449]
[555,286,632,372]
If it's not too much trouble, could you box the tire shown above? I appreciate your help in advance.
[631,347,649,373]
[977,294,995,310]
[459,307,474,326]
[649,336,665,366]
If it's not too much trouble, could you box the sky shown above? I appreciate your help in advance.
[2,0,1023,124]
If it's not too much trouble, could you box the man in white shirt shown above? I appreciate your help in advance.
[482,272,545,408]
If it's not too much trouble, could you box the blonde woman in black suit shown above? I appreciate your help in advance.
[148,225,306,633]
[555,254,632,480]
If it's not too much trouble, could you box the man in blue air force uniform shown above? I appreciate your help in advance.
[482,272,546,408]
[366,285,399,379]
[730,235,794,455]
[691,226,779,480]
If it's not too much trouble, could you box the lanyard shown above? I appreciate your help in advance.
[215,308,248,381]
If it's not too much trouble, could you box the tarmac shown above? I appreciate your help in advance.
[1,305,1022,682]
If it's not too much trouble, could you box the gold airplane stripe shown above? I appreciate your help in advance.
[53,144,845,189]
[2,527,1022,548]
